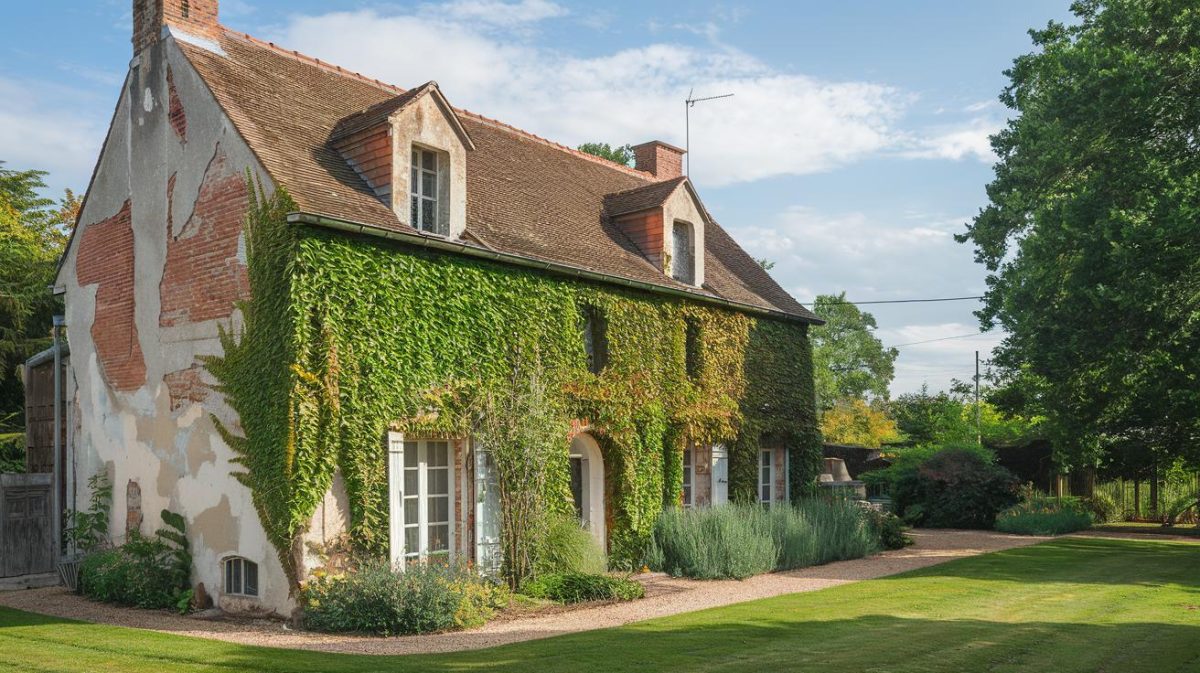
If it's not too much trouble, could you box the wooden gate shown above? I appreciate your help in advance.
[0,474,53,578]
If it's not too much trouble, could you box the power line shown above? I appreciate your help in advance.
[889,332,987,348]
[806,295,984,306]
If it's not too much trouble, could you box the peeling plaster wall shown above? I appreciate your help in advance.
[58,34,290,614]
[390,94,468,238]
[663,185,706,287]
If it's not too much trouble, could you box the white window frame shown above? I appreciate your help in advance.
[223,556,258,597]
[388,433,456,566]
[759,448,774,504]
[682,446,694,507]
[410,146,443,235]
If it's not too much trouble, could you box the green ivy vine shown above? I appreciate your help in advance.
[210,182,822,586]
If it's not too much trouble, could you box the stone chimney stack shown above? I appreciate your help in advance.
[632,141,686,181]
[133,0,220,54]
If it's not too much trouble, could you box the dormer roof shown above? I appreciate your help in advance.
[331,81,475,150]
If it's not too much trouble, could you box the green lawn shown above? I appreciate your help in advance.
[1,537,1197,672]
[1094,522,1200,537]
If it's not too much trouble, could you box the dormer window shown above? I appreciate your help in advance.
[411,147,446,236]
[671,220,696,285]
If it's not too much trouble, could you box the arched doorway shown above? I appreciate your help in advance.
[568,433,606,548]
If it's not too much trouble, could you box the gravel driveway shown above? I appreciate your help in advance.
[0,529,1044,656]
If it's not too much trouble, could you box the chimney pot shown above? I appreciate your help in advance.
[133,0,220,54]
[632,141,686,181]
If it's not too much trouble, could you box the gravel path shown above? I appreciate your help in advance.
[0,529,1043,656]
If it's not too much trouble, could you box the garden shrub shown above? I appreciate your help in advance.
[864,509,912,550]
[78,510,192,612]
[995,496,1092,535]
[535,513,607,576]
[1082,491,1120,524]
[880,446,1020,529]
[301,561,510,635]
[648,501,878,580]
[520,572,644,603]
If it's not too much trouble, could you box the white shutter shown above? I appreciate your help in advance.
[387,432,405,568]
[711,443,728,506]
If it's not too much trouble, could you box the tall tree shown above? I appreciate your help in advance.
[0,163,73,432]
[811,292,898,409]
[957,0,1200,469]
[577,142,634,166]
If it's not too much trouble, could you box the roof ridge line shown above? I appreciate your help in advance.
[605,175,687,197]
[219,28,653,181]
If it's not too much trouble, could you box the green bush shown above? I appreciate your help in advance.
[648,501,879,580]
[0,432,24,473]
[301,561,510,636]
[77,509,192,612]
[880,446,1020,529]
[995,496,1092,535]
[1082,491,1120,524]
[865,509,912,550]
[520,572,644,603]
[535,513,607,575]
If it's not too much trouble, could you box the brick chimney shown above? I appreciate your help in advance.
[632,141,686,181]
[133,0,220,54]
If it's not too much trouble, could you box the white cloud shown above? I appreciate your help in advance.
[904,117,1003,163]
[266,7,906,186]
[0,77,106,192]
[877,323,1005,395]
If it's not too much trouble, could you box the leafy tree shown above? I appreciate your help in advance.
[890,383,1036,447]
[0,162,73,441]
[755,258,776,271]
[577,142,634,166]
[819,398,900,447]
[811,292,898,409]
[957,0,1200,470]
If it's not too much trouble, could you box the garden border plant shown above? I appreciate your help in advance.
[208,180,823,590]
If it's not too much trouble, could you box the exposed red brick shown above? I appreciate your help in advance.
[163,364,209,411]
[167,67,187,143]
[160,145,249,327]
[134,0,220,54]
[76,200,147,392]
[632,141,685,181]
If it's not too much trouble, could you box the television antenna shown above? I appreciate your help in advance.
[685,88,734,177]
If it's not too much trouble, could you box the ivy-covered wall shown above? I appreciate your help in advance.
[212,186,822,584]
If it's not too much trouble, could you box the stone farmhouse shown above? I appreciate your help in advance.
[53,0,823,613]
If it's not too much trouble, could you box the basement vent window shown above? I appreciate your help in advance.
[224,557,258,597]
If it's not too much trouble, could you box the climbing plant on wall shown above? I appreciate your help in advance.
[210,181,822,587]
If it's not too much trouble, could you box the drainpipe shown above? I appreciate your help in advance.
[52,315,64,562]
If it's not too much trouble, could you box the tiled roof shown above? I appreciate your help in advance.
[177,29,819,322]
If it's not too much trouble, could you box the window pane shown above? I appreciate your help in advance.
[404,442,417,467]
[405,526,419,554]
[245,562,258,597]
[225,560,235,594]
[404,469,418,495]
[762,484,771,502]
[232,559,242,594]
[761,450,771,468]
[422,198,435,229]
[429,468,448,495]
[429,442,449,466]
[422,171,436,199]
[422,150,436,171]
[428,495,449,523]
[412,150,419,167]
[428,524,449,552]
[404,496,418,523]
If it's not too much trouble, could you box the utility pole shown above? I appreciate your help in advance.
[975,350,981,446]
[685,89,734,177]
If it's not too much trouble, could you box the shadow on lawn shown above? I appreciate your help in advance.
[892,537,1200,588]
[2,606,1200,673]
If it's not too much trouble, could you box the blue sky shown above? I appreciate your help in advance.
[0,0,1075,395]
